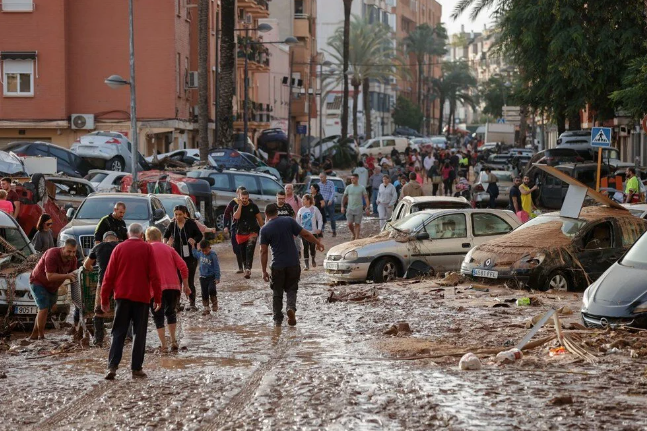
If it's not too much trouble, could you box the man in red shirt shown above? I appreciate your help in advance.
[101,223,161,380]
[1,177,21,219]
[28,239,79,340]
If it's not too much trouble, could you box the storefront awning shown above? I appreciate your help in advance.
[1,51,37,60]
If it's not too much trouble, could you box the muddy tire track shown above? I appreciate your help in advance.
[202,334,295,430]
[34,381,123,430]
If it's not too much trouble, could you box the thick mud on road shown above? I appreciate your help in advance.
[2,223,647,430]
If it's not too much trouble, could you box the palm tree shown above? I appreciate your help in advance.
[216,0,235,148]
[401,23,448,108]
[197,0,209,161]
[325,16,395,139]
[431,61,477,135]
[341,0,353,140]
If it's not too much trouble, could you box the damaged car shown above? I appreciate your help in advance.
[461,206,647,291]
[0,211,70,325]
[324,209,520,283]
[581,230,647,328]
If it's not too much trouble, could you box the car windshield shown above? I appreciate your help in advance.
[621,232,647,269]
[87,172,108,182]
[387,212,431,233]
[76,197,150,220]
[413,201,470,211]
[158,197,189,216]
[515,215,587,237]
[494,173,513,182]
[0,225,33,260]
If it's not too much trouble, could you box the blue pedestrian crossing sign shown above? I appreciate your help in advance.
[591,127,612,148]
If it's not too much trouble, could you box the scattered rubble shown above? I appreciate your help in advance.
[436,272,463,287]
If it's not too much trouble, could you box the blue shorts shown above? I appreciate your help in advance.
[30,284,58,310]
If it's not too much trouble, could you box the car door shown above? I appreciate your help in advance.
[260,176,283,202]
[417,213,471,272]
[471,212,515,247]
[575,221,619,281]
[233,174,266,207]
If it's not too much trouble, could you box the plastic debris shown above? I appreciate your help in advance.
[458,353,482,371]
[496,348,524,363]
[549,346,567,357]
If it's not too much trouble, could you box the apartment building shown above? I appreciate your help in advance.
[395,0,442,134]
[317,0,397,139]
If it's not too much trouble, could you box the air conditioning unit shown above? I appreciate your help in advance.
[187,71,198,89]
[71,114,95,130]
[192,105,199,117]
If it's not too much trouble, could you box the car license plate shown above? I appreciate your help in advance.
[328,262,338,270]
[14,305,38,315]
[473,269,498,279]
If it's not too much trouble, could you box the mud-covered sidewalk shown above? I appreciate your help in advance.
[1,224,647,430]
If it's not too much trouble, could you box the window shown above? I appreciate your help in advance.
[2,0,34,12]
[472,213,513,237]
[208,173,230,190]
[3,59,34,96]
[233,175,259,194]
[112,175,125,186]
[383,139,396,147]
[260,177,283,196]
[583,222,613,250]
[425,214,467,239]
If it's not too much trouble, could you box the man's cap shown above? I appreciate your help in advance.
[103,231,118,240]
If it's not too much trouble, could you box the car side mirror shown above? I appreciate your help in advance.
[203,177,215,186]
[153,208,165,221]
[66,208,76,219]
[415,231,430,241]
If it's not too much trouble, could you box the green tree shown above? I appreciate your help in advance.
[393,95,423,132]
[479,75,516,118]
[401,23,448,108]
[325,16,395,139]
[431,61,477,135]
[610,55,647,119]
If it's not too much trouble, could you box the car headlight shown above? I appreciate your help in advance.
[634,302,647,314]
[582,286,591,309]
[176,181,190,194]
[58,231,75,247]
[463,247,475,264]
[344,250,358,261]
[526,253,546,266]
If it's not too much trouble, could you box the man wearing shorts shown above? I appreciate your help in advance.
[29,239,79,340]
[342,173,369,240]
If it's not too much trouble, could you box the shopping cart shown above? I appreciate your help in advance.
[70,268,114,337]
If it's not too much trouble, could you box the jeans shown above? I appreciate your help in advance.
[270,265,300,322]
[432,183,440,196]
[301,237,316,260]
[239,236,258,270]
[488,193,497,209]
[377,204,393,229]
[443,179,453,196]
[151,290,180,329]
[324,202,336,233]
[199,276,217,301]
[108,299,149,371]
[371,188,379,214]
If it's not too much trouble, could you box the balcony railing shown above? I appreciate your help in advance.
[237,36,271,68]
[237,101,273,123]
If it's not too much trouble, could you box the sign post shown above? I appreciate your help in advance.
[590,127,612,192]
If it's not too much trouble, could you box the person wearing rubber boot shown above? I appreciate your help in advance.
[260,204,324,327]
[192,240,221,315]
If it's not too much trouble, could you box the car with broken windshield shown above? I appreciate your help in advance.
[324,209,520,283]
[461,206,647,291]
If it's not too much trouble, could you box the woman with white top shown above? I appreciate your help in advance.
[296,194,323,270]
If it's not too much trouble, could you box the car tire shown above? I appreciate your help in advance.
[373,258,399,283]
[30,173,46,202]
[215,207,225,231]
[543,270,570,292]
[106,157,125,172]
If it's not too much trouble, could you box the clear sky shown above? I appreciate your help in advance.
[435,0,494,36]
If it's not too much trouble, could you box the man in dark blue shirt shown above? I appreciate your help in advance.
[259,203,324,326]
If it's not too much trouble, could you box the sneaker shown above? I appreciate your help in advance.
[287,309,297,326]
[244,269,251,279]
[105,367,117,380]
[132,370,147,379]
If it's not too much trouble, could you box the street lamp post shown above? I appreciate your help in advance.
[104,0,138,192]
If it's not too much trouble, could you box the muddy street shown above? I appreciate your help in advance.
[1,219,647,430]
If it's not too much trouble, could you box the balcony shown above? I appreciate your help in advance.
[234,101,272,128]
[238,0,270,18]
[294,15,310,38]
[237,36,271,72]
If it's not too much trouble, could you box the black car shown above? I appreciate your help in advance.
[462,207,647,291]
[3,141,93,178]
[523,148,588,175]
[581,231,647,328]
[534,163,610,209]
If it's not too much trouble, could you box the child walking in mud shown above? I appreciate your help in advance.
[192,239,221,315]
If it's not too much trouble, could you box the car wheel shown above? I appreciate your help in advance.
[30,173,46,202]
[373,258,398,283]
[544,270,570,292]
[215,207,225,231]
[106,157,125,172]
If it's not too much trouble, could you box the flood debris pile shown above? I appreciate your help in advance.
[327,288,379,303]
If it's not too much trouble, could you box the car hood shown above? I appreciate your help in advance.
[586,263,647,309]
[327,230,407,256]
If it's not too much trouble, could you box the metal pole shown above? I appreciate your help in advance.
[128,0,138,192]
[319,62,323,165]
[307,67,312,155]
[287,49,294,154]
[214,18,220,147]
[243,26,249,147]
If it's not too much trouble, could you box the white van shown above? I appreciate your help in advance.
[359,136,412,158]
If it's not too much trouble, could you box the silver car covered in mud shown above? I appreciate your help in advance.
[324,209,520,283]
